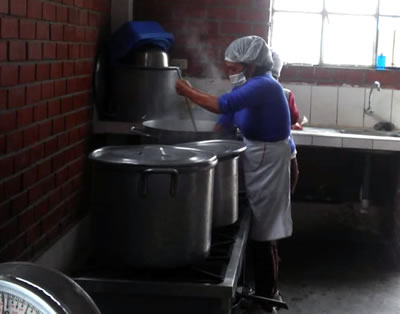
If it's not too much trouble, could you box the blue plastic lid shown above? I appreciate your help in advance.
[109,21,174,64]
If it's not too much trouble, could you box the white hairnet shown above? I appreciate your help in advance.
[224,36,273,69]
[271,49,283,78]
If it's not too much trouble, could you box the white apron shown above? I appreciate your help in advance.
[243,137,292,242]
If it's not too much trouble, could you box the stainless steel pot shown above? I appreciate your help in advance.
[110,66,187,122]
[89,145,218,269]
[178,140,247,227]
[130,119,231,145]
[131,48,169,67]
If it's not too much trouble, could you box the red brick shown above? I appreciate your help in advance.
[52,116,64,134]
[23,167,37,189]
[208,7,237,20]
[84,29,96,42]
[19,64,35,84]
[221,22,252,35]
[33,103,47,121]
[28,183,42,203]
[69,44,80,59]
[4,176,21,198]
[31,143,44,162]
[20,20,36,39]
[0,156,13,177]
[63,0,74,5]
[43,42,56,59]
[252,24,268,39]
[50,62,63,79]
[65,112,77,128]
[19,208,35,231]
[0,41,7,60]
[28,42,42,60]
[66,25,78,42]
[52,151,66,171]
[38,121,52,140]
[79,10,88,25]
[27,0,42,19]
[0,135,5,154]
[44,138,58,155]
[42,2,56,21]
[56,43,68,59]
[63,61,74,76]
[17,106,33,127]
[10,0,27,17]
[0,65,14,89]
[0,89,6,109]
[75,0,84,8]
[68,8,79,24]
[48,99,60,117]
[88,12,99,27]
[240,8,268,21]
[37,160,51,179]
[6,131,23,153]
[0,0,8,14]
[26,85,41,104]
[14,150,32,171]
[61,96,72,113]
[56,5,68,22]
[1,17,18,39]
[26,223,41,246]
[55,168,68,186]
[0,111,16,132]
[36,22,49,40]
[56,133,68,150]
[41,82,54,100]
[66,78,78,93]
[8,87,25,108]
[50,24,63,41]
[54,80,66,96]
[22,125,38,146]
[9,41,26,61]
[36,63,50,81]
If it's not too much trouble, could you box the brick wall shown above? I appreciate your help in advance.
[0,0,110,262]
[134,0,271,77]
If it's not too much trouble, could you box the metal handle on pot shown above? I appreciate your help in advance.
[130,125,153,137]
[140,168,179,197]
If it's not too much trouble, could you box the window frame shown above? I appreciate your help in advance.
[269,0,400,69]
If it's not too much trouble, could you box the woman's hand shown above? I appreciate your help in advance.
[176,79,192,96]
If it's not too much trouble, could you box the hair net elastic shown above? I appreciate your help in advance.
[271,49,283,78]
[224,36,273,69]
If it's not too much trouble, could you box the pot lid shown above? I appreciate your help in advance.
[178,140,247,159]
[89,145,218,168]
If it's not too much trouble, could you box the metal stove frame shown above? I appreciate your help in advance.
[73,207,251,314]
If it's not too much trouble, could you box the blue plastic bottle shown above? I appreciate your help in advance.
[376,53,386,70]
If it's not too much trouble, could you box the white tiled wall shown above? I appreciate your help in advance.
[283,83,400,130]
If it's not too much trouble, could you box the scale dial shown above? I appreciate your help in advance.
[0,263,100,314]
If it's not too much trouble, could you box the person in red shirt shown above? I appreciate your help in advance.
[271,49,300,194]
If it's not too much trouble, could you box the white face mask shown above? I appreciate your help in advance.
[229,72,247,87]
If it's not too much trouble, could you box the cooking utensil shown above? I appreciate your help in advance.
[130,47,169,67]
[178,140,247,227]
[175,68,197,132]
[130,119,222,145]
[89,145,218,269]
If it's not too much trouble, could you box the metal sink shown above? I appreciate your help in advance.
[339,128,400,137]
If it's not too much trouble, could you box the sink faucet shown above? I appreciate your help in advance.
[364,81,381,114]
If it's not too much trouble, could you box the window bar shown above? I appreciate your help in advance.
[374,0,381,67]
[319,0,327,65]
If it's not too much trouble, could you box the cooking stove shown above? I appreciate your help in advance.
[73,205,251,314]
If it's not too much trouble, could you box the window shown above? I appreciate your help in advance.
[270,0,400,68]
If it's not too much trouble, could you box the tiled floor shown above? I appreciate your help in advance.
[278,203,400,314]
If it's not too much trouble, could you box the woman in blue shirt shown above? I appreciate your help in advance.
[176,36,292,313]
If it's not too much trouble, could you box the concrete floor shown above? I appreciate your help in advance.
[277,203,400,314]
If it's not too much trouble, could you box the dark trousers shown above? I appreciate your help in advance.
[249,239,279,298]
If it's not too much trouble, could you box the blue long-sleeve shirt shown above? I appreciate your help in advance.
[218,72,291,142]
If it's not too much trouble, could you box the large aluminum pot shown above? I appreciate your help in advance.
[89,145,218,269]
[178,140,247,227]
[110,66,187,122]
[130,119,233,145]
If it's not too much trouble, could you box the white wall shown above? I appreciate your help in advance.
[285,83,399,129]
